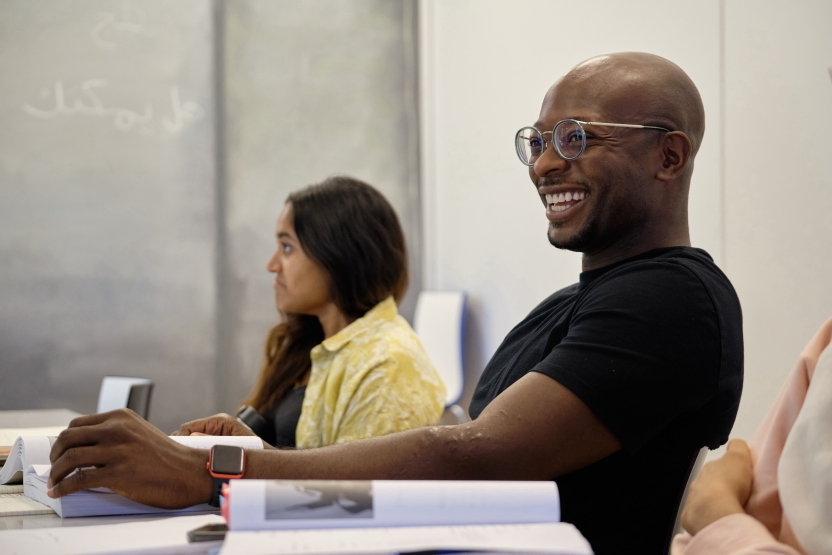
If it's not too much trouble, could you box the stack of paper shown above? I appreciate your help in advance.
[0,427,65,471]
[23,435,264,518]
[0,435,58,486]
[24,465,217,518]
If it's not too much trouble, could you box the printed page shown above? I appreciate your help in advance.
[221,522,593,555]
[229,480,559,531]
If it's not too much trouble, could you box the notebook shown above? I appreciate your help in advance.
[0,493,55,516]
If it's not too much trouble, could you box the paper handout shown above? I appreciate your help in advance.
[220,522,594,555]
[221,480,591,555]
[228,479,560,531]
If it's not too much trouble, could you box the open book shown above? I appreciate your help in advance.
[219,480,593,555]
[5,434,263,517]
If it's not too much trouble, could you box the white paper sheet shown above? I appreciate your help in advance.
[170,435,264,450]
[220,522,594,555]
[2,514,226,555]
[0,435,55,484]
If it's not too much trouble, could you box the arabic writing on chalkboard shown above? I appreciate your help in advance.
[92,1,146,50]
[23,79,204,135]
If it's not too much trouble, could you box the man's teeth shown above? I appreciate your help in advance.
[545,191,587,210]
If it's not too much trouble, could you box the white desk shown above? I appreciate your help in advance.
[0,511,173,531]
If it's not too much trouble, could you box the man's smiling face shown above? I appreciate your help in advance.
[530,68,661,255]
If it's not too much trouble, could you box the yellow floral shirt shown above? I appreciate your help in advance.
[295,296,446,449]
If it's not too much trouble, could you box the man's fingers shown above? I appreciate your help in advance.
[176,414,247,437]
[175,420,204,436]
[50,425,106,463]
[48,466,111,498]
[175,414,228,436]
[66,408,137,429]
[49,445,112,489]
[725,438,750,458]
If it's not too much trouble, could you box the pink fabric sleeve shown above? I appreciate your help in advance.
[745,316,832,542]
[670,514,801,555]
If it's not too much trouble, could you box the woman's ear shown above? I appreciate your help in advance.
[656,131,692,181]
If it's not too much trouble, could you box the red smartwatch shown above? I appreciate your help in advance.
[206,445,246,507]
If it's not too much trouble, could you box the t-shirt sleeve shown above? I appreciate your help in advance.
[533,260,722,454]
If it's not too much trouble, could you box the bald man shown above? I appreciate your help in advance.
[47,53,742,555]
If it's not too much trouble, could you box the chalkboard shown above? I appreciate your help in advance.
[0,0,422,432]
[0,0,218,432]
[217,0,422,410]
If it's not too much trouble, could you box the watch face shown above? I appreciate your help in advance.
[211,445,245,475]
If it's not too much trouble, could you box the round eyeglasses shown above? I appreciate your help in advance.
[515,119,670,166]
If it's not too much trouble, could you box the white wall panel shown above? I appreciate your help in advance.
[723,0,832,441]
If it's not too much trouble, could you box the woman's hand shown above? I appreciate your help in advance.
[173,413,257,437]
[681,438,754,535]
[48,409,213,509]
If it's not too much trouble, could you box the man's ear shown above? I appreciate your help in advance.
[656,131,692,181]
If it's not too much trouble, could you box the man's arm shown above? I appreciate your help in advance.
[48,372,621,507]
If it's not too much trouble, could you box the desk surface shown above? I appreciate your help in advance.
[0,409,84,428]
[0,511,174,531]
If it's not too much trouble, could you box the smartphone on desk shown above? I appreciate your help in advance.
[187,523,228,543]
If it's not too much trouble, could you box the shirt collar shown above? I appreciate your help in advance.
[318,296,398,353]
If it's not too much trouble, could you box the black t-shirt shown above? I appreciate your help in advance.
[469,247,743,555]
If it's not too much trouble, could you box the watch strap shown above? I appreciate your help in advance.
[209,477,229,508]
[206,445,246,508]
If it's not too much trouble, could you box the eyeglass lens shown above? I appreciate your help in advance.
[515,120,587,165]
[554,120,586,160]
[516,127,545,166]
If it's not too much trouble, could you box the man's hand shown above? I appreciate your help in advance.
[48,409,213,509]
[172,413,257,437]
[681,438,754,535]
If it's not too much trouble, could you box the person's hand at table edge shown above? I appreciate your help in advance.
[172,412,258,438]
[680,438,754,535]
[47,409,214,509]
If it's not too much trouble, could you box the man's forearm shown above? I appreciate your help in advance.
[184,373,623,506]
[246,423,494,481]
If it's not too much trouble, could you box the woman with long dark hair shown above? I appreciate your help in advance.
[221,176,445,448]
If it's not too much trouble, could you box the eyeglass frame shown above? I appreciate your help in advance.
[515,119,671,165]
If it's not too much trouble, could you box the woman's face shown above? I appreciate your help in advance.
[267,204,332,316]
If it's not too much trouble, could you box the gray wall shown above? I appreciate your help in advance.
[217,0,421,412]
[0,0,420,433]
